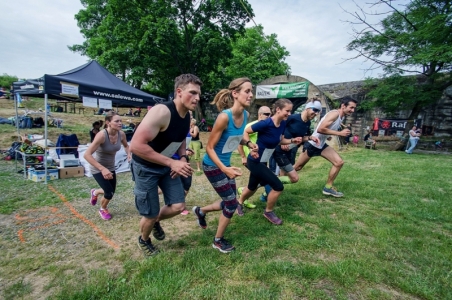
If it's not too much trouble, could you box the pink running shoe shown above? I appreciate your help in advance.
[99,209,112,220]
[90,189,98,206]
[180,210,189,215]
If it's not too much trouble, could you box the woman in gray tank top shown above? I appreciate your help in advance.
[83,111,130,220]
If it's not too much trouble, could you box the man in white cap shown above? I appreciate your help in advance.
[271,99,322,186]
[293,98,357,197]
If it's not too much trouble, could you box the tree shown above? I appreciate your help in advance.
[207,25,290,89]
[344,0,452,122]
[70,0,254,93]
[0,74,18,89]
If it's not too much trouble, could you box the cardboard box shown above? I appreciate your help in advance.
[29,169,59,182]
[59,166,85,179]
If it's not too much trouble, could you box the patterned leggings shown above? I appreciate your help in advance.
[202,163,238,219]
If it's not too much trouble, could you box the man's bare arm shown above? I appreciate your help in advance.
[317,112,350,137]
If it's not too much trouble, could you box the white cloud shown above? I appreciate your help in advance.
[0,0,408,84]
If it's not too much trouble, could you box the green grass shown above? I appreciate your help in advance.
[1,149,451,299]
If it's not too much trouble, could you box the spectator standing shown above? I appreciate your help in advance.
[406,126,421,154]
[89,121,101,143]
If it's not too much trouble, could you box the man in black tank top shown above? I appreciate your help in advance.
[130,74,203,257]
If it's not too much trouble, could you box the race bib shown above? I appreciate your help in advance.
[222,135,242,154]
[260,148,275,163]
[161,142,182,157]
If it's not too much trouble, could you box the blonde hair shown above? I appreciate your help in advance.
[191,118,197,124]
[210,77,251,112]
[104,111,118,129]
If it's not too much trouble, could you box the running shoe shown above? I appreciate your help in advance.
[90,189,97,206]
[212,237,235,253]
[322,186,344,197]
[138,236,159,257]
[237,187,243,198]
[99,209,112,220]
[263,211,283,225]
[152,221,165,240]
[259,192,268,202]
[236,203,244,216]
[180,210,189,215]
[243,200,256,209]
[192,206,207,229]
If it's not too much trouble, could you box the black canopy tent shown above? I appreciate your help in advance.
[13,60,164,106]
[13,60,164,183]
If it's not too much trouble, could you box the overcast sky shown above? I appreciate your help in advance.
[1,0,409,85]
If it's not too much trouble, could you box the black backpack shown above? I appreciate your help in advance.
[6,142,23,160]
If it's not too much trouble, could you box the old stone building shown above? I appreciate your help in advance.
[200,75,452,138]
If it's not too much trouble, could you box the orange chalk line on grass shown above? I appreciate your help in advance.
[17,220,66,242]
[47,185,120,249]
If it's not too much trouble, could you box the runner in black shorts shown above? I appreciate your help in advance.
[272,99,321,184]
[294,98,358,197]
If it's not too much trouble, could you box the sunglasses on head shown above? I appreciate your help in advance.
[311,108,320,113]
[261,112,271,116]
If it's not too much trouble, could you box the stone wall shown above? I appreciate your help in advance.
[199,76,452,138]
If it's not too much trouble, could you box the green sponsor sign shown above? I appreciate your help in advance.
[256,82,309,99]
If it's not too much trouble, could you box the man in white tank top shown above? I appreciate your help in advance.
[293,98,357,197]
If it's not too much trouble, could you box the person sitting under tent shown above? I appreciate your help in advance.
[124,108,133,116]
[0,88,7,99]
[133,108,141,117]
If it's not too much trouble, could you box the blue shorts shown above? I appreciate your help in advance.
[131,159,185,218]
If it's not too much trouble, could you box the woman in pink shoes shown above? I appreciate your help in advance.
[84,111,130,220]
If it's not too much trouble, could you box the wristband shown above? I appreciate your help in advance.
[291,138,293,143]
[246,140,252,147]
[180,154,190,162]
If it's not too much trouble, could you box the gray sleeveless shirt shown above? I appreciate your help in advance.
[308,110,344,149]
[90,129,121,174]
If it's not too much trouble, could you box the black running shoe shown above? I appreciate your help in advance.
[138,236,159,257]
[212,237,235,253]
[192,206,207,229]
[152,221,165,240]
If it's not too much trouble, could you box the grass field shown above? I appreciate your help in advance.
[1,146,451,299]
[0,98,451,299]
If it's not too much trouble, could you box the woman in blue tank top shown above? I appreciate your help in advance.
[192,77,257,253]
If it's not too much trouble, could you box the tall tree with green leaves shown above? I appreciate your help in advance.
[70,0,253,93]
[0,74,18,89]
[207,25,290,89]
[345,0,452,121]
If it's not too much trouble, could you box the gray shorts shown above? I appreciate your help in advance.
[273,149,295,173]
[130,159,185,218]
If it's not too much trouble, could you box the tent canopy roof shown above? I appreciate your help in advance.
[13,60,164,107]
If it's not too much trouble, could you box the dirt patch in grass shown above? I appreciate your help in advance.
[0,145,252,299]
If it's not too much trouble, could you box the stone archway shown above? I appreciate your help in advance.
[251,75,329,121]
